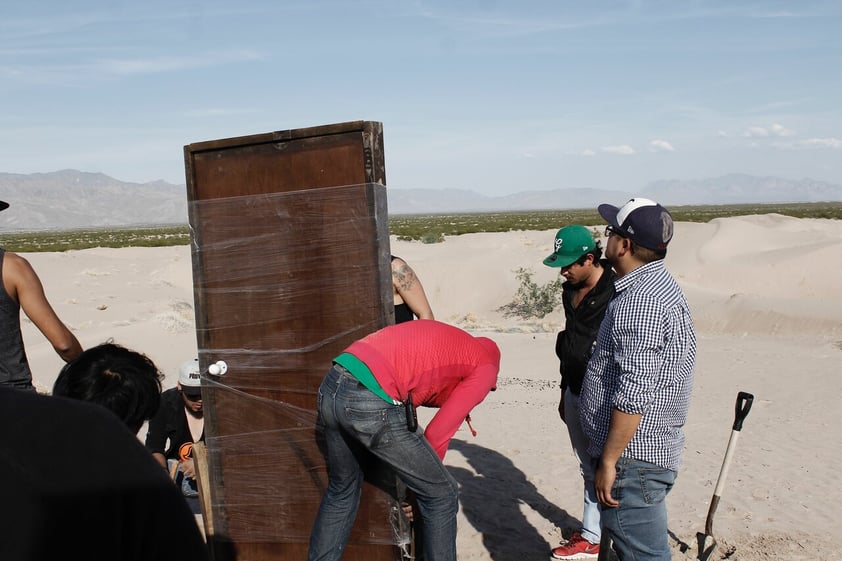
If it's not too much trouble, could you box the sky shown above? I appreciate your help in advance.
[2,1,841,196]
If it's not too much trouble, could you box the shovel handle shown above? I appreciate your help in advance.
[732,392,754,431]
[704,391,754,536]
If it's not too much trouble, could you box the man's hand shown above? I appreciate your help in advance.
[401,501,414,522]
[180,458,196,479]
[401,488,417,522]
[595,458,619,508]
[596,409,643,508]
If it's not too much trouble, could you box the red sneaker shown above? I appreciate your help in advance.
[551,532,600,559]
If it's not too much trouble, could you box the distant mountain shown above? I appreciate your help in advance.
[385,187,633,214]
[388,174,842,213]
[0,170,187,231]
[642,173,842,205]
[2,170,841,231]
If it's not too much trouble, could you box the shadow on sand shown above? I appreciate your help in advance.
[448,438,580,561]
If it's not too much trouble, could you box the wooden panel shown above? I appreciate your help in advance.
[184,121,400,561]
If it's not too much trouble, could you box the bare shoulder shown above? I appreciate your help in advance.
[3,251,36,279]
[2,252,41,296]
[391,257,417,279]
[391,258,418,280]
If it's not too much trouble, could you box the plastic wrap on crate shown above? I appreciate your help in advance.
[186,184,408,549]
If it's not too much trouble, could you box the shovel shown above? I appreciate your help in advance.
[697,391,754,561]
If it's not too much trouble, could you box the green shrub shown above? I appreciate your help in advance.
[420,231,445,244]
[497,267,565,319]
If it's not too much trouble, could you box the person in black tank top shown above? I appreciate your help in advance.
[390,255,434,323]
[1,200,82,390]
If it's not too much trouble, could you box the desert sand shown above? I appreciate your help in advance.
[20,214,842,561]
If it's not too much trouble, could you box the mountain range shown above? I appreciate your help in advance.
[2,170,841,231]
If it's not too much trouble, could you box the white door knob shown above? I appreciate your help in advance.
[207,360,228,376]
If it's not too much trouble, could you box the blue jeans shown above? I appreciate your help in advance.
[307,365,459,561]
[563,389,601,544]
[600,457,676,561]
[167,459,200,498]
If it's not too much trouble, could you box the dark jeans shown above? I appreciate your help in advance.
[307,365,459,561]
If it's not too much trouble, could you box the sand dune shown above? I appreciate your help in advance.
[20,215,842,561]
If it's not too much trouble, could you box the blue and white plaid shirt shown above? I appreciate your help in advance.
[579,259,696,471]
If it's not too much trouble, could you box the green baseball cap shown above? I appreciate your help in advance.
[543,225,596,268]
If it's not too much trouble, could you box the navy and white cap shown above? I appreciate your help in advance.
[599,197,673,250]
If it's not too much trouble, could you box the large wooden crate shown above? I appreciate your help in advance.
[184,121,402,560]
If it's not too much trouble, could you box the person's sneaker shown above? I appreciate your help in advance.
[551,532,600,559]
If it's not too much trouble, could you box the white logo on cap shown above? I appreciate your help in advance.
[554,238,563,252]
[660,210,674,242]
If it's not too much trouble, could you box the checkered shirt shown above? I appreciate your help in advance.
[579,259,696,471]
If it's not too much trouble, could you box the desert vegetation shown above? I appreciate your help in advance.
[496,268,566,320]
[391,201,842,242]
[0,226,190,252]
[1,202,840,252]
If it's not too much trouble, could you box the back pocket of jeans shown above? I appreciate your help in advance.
[345,405,391,445]
[638,468,675,505]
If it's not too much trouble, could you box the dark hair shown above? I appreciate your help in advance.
[629,240,667,263]
[53,342,163,433]
[574,240,604,265]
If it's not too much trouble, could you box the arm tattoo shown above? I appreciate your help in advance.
[393,263,417,292]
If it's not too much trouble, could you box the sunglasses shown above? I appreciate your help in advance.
[604,225,628,238]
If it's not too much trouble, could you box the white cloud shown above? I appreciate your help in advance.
[94,50,262,76]
[600,145,635,155]
[717,130,728,137]
[649,140,675,152]
[744,126,769,137]
[1,49,265,88]
[769,123,795,136]
[581,149,596,157]
[743,123,795,138]
[795,137,842,149]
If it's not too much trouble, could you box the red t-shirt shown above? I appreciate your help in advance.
[342,320,500,459]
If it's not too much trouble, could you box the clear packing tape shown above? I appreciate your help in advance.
[187,185,410,552]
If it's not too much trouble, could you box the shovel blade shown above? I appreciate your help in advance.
[696,531,716,561]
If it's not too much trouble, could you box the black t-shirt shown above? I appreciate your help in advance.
[145,387,204,461]
[0,388,208,560]
[556,261,617,395]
